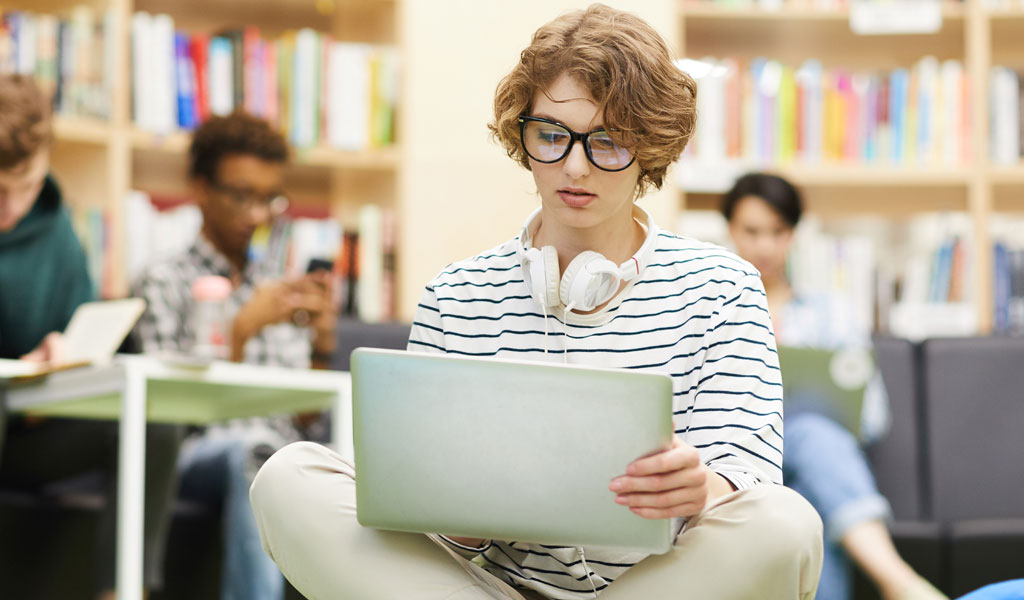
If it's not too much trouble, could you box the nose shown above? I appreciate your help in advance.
[562,141,591,180]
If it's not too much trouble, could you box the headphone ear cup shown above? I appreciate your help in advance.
[523,246,561,309]
[539,246,561,308]
[560,251,619,311]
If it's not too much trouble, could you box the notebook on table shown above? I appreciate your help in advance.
[351,348,676,554]
[0,298,146,381]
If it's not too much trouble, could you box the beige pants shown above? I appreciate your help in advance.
[250,442,823,600]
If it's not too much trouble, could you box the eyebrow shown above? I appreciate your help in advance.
[528,113,607,132]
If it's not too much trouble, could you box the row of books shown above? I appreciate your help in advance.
[989,67,1024,165]
[131,13,398,150]
[673,209,1024,337]
[0,7,113,121]
[682,56,972,167]
[116,192,398,322]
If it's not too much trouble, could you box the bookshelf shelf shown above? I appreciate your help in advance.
[989,165,1024,185]
[53,117,113,146]
[129,128,399,171]
[679,1,965,20]
[772,164,972,187]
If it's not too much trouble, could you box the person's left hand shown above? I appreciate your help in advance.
[609,436,731,519]
[20,331,65,365]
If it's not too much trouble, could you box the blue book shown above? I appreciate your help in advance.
[174,32,197,130]
[889,69,908,164]
[994,242,1011,333]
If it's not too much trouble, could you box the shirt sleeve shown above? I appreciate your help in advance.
[131,268,190,354]
[407,284,447,354]
[686,274,784,488]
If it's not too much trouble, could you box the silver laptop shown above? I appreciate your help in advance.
[351,348,675,554]
[777,345,875,438]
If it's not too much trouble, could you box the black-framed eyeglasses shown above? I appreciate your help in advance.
[210,181,289,216]
[518,116,636,172]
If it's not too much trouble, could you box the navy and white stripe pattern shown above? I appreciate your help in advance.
[409,230,782,599]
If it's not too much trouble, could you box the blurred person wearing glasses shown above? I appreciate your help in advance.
[249,5,822,599]
[0,73,182,600]
[131,111,336,600]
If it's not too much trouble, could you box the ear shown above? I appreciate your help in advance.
[189,177,211,208]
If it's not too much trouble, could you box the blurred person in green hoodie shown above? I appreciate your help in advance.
[0,73,180,600]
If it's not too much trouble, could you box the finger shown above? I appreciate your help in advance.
[610,466,706,494]
[629,503,704,520]
[44,333,64,365]
[626,443,700,477]
[614,486,705,509]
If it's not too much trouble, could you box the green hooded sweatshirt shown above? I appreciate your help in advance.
[0,175,94,359]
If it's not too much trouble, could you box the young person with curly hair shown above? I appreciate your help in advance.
[250,5,823,599]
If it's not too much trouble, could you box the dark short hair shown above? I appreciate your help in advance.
[0,74,52,169]
[721,173,803,227]
[188,111,288,182]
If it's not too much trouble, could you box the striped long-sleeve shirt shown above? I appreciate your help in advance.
[408,228,782,599]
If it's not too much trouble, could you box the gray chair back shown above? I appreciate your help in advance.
[868,336,924,521]
[923,336,1024,521]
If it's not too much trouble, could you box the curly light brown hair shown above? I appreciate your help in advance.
[0,74,52,169]
[489,3,696,198]
[189,111,289,182]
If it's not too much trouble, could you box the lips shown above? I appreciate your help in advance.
[557,187,596,208]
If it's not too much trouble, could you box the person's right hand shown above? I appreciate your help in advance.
[231,278,332,355]
[20,331,65,365]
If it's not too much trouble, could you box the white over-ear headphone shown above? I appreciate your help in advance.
[518,205,659,312]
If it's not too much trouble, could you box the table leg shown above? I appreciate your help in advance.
[332,375,354,462]
[116,365,146,600]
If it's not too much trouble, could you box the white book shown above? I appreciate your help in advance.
[292,28,320,148]
[208,36,234,117]
[131,12,154,129]
[695,57,727,163]
[330,42,372,151]
[940,60,963,165]
[990,67,1021,164]
[357,204,384,323]
[149,14,177,135]
[16,13,36,76]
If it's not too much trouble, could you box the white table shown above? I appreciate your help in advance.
[3,355,352,600]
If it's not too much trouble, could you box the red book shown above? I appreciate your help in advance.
[264,40,278,125]
[243,26,261,116]
[190,33,210,122]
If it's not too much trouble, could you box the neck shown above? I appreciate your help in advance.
[533,209,645,277]
[201,226,247,275]
[761,272,792,326]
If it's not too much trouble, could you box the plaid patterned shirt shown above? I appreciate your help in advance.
[132,234,312,368]
[132,234,314,461]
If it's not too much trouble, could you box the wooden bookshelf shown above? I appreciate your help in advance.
[677,0,1023,333]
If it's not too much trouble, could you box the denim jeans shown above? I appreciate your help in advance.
[179,433,284,600]
[783,412,891,600]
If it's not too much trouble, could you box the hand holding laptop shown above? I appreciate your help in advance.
[610,435,736,520]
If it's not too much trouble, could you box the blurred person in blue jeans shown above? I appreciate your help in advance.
[722,173,946,600]
[132,112,336,600]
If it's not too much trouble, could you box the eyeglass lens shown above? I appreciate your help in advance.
[521,119,633,171]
